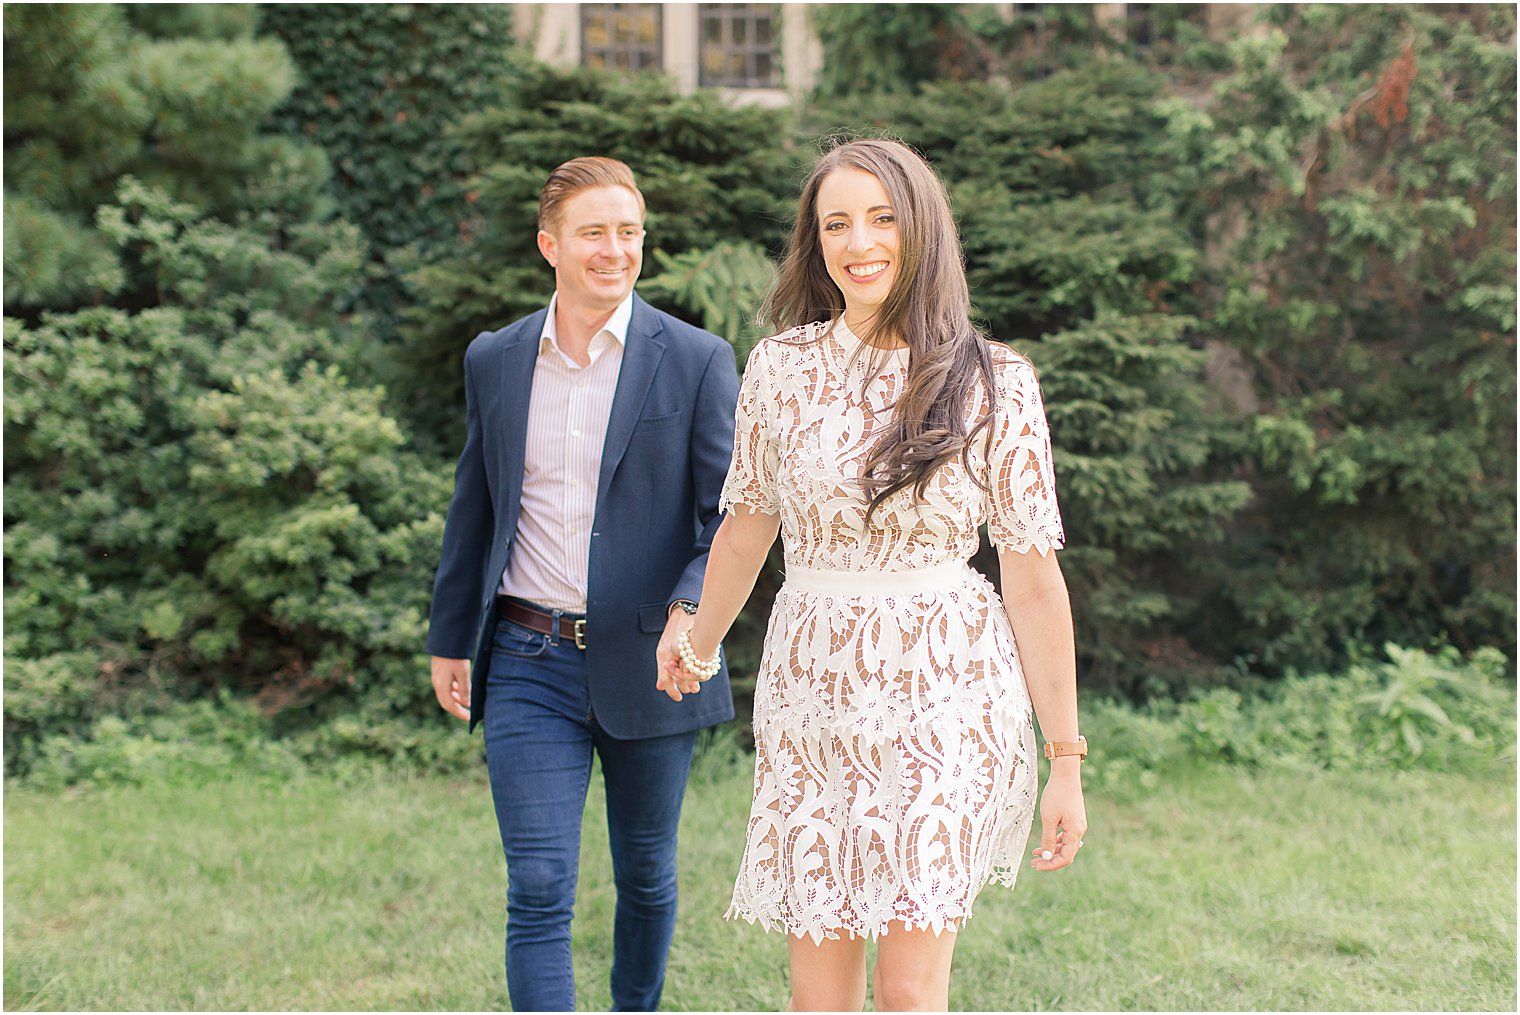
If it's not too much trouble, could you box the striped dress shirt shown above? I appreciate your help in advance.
[498,292,633,612]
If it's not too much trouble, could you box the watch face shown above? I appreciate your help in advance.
[677,601,699,615]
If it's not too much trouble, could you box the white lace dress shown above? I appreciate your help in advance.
[721,318,1066,943]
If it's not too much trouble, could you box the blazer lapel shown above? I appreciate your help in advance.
[596,296,666,513]
[498,311,546,513]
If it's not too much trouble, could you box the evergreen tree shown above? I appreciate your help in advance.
[3,4,448,777]
[3,4,307,312]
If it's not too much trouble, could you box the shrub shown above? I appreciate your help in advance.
[1080,643,1517,798]
[3,177,448,777]
[3,3,305,312]
[21,694,308,792]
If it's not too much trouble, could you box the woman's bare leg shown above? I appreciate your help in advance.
[871,922,958,1012]
[786,931,868,1011]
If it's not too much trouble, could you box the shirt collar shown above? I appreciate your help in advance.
[539,291,635,356]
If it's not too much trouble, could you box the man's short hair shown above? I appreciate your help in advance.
[538,156,646,232]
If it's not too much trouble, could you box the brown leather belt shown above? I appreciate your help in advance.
[497,597,587,650]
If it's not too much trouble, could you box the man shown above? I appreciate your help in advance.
[426,156,738,1012]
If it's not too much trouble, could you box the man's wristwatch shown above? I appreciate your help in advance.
[669,600,699,617]
[1043,735,1088,762]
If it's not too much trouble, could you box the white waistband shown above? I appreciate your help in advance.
[783,560,974,596]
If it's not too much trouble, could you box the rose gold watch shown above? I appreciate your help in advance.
[1043,735,1088,762]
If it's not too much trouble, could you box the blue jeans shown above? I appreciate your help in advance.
[483,614,697,1012]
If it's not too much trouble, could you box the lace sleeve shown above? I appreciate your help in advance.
[720,341,781,515]
[986,354,1065,556]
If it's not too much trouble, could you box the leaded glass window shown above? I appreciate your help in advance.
[699,4,781,88]
[581,4,663,72]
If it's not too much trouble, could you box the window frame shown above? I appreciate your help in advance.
[698,3,782,89]
[580,3,665,74]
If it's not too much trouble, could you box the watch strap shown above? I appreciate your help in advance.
[1043,735,1088,760]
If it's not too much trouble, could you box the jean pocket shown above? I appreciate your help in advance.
[493,619,550,659]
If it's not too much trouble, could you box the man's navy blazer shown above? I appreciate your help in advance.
[426,293,740,738]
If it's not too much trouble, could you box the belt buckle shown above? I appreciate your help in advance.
[573,618,587,650]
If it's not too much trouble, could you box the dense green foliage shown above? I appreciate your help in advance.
[3,175,454,778]
[262,3,515,361]
[2,4,302,310]
[3,8,451,778]
[3,4,1513,779]
[1083,643,1515,798]
[811,3,1106,94]
[1165,5,1517,674]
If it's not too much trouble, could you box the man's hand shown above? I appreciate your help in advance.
[655,607,704,702]
[431,656,472,721]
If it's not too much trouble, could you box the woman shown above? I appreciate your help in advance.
[659,138,1086,1011]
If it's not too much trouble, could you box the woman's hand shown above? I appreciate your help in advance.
[1031,758,1087,871]
[654,508,780,703]
[657,657,705,701]
[655,608,706,702]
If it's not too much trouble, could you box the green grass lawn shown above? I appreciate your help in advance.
[4,750,1514,1011]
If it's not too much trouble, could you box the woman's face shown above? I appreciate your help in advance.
[815,167,900,327]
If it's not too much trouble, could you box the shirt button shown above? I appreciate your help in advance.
[571,429,581,438]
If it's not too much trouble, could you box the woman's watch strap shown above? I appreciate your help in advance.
[1043,735,1088,761]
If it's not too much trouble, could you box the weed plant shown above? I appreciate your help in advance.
[1083,643,1516,799]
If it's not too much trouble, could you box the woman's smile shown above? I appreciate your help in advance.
[817,167,901,323]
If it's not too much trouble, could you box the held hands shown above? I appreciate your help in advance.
[655,608,705,701]
[1031,758,1087,871]
[430,656,471,722]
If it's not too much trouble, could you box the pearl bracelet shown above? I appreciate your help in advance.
[675,630,721,682]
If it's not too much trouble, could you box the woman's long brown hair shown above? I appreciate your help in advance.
[761,138,998,524]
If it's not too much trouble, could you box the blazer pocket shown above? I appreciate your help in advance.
[638,603,671,632]
[632,410,681,434]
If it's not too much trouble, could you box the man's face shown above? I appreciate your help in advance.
[537,185,644,315]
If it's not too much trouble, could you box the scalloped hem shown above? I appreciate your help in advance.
[724,864,1024,945]
[718,494,780,517]
[724,901,970,945]
[990,537,1065,558]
